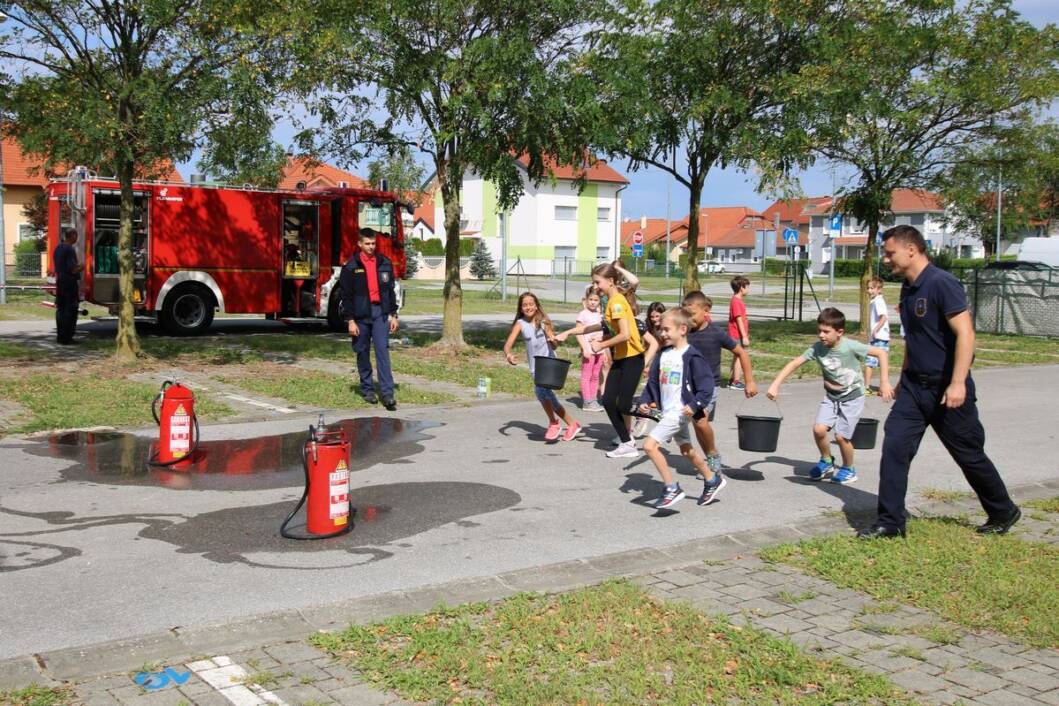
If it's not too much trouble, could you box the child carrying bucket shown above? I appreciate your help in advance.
[767,307,892,484]
[637,308,723,509]
[504,292,582,442]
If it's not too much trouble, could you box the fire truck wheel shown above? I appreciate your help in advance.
[326,293,345,332]
[160,284,215,336]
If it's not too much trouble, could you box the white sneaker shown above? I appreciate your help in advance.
[606,441,639,459]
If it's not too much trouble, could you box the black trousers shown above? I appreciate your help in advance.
[877,375,1016,530]
[55,281,79,343]
[601,354,644,443]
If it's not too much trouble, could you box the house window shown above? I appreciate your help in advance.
[554,205,577,221]
[960,245,973,258]
[596,247,610,260]
[18,224,41,242]
[597,207,611,222]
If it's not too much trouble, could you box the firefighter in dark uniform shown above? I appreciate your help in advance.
[339,228,399,410]
[53,227,84,345]
[859,225,1020,539]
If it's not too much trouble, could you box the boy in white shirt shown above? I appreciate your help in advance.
[637,309,722,510]
[865,277,890,394]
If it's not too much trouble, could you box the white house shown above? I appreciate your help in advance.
[805,189,985,274]
[420,155,629,276]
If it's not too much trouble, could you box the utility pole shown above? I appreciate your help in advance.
[499,211,507,301]
[829,169,837,300]
[0,137,6,305]
[665,170,671,280]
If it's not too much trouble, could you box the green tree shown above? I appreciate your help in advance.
[583,0,838,293]
[0,0,292,358]
[367,145,426,202]
[20,191,48,242]
[814,0,1058,325]
[936,122,1059,256]
[302,0,588,347]
[468,239,497,280]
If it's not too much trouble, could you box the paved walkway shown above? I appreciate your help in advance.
[8,482,1058,705]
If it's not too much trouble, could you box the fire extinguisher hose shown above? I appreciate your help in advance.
[147,386,200,467]
[280,426,354,540]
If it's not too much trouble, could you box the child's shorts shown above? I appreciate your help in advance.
[865,339,889,368]
[534,384,560,406]
[693,386,720,421]
[649,412,692,446]
[815,396,865,439]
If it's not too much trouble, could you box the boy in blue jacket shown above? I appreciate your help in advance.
[638,309,725,509]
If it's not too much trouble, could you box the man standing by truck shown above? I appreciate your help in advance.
[340,228,399,410]
[53,228,83,345]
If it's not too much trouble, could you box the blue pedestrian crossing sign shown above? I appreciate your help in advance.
[783,228,799,244]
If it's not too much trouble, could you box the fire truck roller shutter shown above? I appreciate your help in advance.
[156,272,224,336]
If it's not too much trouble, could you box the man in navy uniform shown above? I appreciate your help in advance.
[859,225,1019,539]
[53,228,84,345]
[340,228,399,410]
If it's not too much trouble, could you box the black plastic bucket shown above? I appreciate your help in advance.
[534,356,571,390]
[737,414,782,452]
[850,417,879,449]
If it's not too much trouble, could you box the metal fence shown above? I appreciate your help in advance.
[966,268,1059,337]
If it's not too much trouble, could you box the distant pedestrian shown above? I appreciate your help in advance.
[728,275,750,388]
[53,228,83,345]
[864,276,890,394]
[340,228,399,410]
[576,289,605,412]
[768,307,892,486]
[638,308,722,509]
[860,225,1020,539]
[504,292,581,441]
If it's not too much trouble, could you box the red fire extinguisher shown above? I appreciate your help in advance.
[281,416,353,540]
[149,380,199,466]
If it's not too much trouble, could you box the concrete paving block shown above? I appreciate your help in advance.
[498,559,608,593]
[298,592,411,632]
[117,688,192,706]
[943,667,1011,693]
[80,693,123,706]
[753,613,815,636]
[716,583,772,600]
[964,646,1033,671]
[829,629,883,651]
[402,576,515,610]
[327,682,403,705]
[651,568,708,588]
[972,689,1053,706]
[226,649,281,672]
[271,683,331,704]
[41,632,186,682]
[735,597,790,617]
[1037,688,1059,706]
[657,535,746,563]
[1001,667,1059,692]
[887,669,951,694]
[176,689,231,706]
[262,641,326,665]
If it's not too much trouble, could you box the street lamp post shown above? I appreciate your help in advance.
[0,136,6,305]
[995,168,1002,263]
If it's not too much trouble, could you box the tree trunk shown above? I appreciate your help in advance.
[859,220,878,335]
[114,159,141,360]
[437,157,465,348]
[682,175,705,293]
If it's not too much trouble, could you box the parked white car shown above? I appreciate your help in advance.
[696,260,726,274]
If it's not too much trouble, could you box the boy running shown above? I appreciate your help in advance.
[638,309,722,509]
[682,290,757,476]
[864,276,890,394]
[767,308,892,484]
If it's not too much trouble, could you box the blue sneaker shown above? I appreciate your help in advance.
[832,466,858,484]
[656,484,685,509]
[809,457,834,481]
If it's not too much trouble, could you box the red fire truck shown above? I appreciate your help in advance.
[46,168,408,335]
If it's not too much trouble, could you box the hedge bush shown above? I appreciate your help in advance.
[417,237,476,258]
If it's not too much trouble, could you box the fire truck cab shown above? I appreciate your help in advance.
[47,169,407,335]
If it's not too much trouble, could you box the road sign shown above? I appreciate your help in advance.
[632,243,644,257]
[632,230,644,246]
[876,232,883,246]
[830,214,843,232]
[783,228,799,244]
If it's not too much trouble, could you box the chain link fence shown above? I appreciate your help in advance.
[966,268,1059,337]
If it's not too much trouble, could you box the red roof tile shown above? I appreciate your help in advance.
[762,197,832,226]
[1,137,51,187]
[278,156,368,190]
[803,189,943,216]
[620,218,683,246]
[412,184,436,232]
[516,154,629,185]
[671,207,764,248]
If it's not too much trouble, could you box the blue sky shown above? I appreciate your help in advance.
[179,0,1057,219]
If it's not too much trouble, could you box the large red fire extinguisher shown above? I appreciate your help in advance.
[281,416,353,540]
[149,380,199,466]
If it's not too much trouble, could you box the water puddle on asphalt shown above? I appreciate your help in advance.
[22,418,437,490]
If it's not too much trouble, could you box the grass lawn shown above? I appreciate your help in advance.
[0,340,36,359]
[401,286,582,315]
[761,519,1059,648]
[311,580,912,706]
[0,287,108,321]
[0,683,73,706]
[218,366,457,407]
[0,369,234,434]
[1025,496,1059,514]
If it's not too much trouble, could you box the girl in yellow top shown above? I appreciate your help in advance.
[557,262,645,458]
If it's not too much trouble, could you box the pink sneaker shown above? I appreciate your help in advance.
[561,421,581,442]
[544,421,561,441]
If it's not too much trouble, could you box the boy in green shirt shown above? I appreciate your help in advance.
[767,308,893,484]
